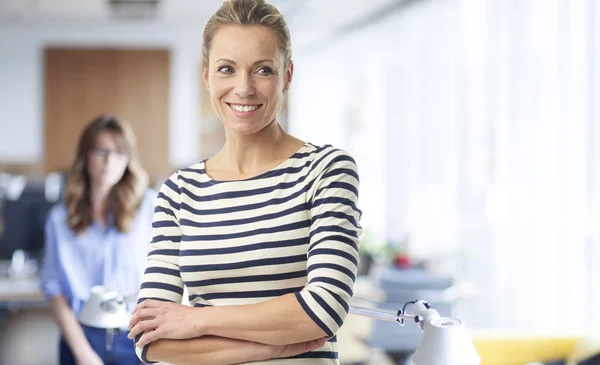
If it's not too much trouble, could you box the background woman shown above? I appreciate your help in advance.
[40,114,156,365]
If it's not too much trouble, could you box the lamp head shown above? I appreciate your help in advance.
[78,286,130,329]
[411,316,480,365]
[405,300,480,365]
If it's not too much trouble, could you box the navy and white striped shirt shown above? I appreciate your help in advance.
[136,143,362,364]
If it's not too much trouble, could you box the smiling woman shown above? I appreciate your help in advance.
[128,1,363,364]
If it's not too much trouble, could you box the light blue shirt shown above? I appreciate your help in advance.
[39,190,156,315]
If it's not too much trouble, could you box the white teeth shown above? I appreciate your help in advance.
[230,104,259,113]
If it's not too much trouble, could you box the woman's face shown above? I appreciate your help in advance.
[86,131,129,189]
[202,25,292,136]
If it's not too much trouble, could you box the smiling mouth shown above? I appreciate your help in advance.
[227,103,262,113]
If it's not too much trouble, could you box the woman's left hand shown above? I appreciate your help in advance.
[127,300,204,347]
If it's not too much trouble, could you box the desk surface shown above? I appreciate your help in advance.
[0,276,45,303]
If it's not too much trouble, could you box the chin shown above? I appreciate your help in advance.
[230,114,280,134]
[226,120,269,136]
[232,127,263,136]
[94,175,122,188]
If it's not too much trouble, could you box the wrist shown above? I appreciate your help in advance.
[252,342,280,361]
[73,344,94,360]
[195,306,217,336]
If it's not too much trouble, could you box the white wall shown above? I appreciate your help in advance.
[0,22,205,168]
[286,0,491,327]
[288,30,393,245]
[0,30,42,163]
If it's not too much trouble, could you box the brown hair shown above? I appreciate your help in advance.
[202,0,292,68]
[63,114,149,235]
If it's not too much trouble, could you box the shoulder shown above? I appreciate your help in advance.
[142,188,157,203]
[152,167,202,210]
[158,162,206,190]
[44,202,70,236]
[46,202,68,225]
[140,188,158,210]
[305,143,359,176]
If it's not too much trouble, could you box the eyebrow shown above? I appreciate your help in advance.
[215,58,275,66]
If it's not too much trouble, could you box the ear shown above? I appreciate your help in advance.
[202,63,209,90]
[283,60,294,93]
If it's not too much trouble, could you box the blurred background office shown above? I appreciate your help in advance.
[1,0,599,364]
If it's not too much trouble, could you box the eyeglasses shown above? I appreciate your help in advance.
[89,148,129,160]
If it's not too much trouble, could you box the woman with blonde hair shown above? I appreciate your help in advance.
[40,114,156,365]
[128,0,362,364]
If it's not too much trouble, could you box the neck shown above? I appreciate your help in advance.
[90,183,111,219]
[221,120,288,176]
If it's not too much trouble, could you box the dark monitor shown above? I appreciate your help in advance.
[0,185,58,261]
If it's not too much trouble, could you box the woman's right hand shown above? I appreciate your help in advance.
[272,337,328,359]
[75,347,104,365]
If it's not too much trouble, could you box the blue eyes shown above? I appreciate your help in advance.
[216,66,273,76]
[257,67,273,76]
[217,65,234,74]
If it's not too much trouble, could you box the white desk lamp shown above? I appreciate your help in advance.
[349,300,481,365]
[79,286,131,329]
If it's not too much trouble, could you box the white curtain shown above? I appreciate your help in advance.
[381,0,599,331]
[290,0,599,331]
[458,0,598,331]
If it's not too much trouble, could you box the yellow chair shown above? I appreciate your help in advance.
[473,335,579,365]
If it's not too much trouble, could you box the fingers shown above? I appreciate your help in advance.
[279,337,328,358]
[128,307,159,330]
[135,329,161,348]
[128,318,161,340]
[306,338,327,351]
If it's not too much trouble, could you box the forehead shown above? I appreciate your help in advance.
[209,25,281,63]
[95,130,126,150]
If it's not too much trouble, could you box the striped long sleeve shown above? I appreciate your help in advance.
[132,143,362,364]
[295,150,362,338]
[135,173,185,362]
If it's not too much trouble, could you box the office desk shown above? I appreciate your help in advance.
[0,276,46,309]
[0,276,56,365]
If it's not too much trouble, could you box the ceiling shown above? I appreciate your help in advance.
[0,0,296,23]
[0,0,404,47]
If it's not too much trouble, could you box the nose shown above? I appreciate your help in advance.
[99,151,122,165]
[106,153,119,165]
[234,74,255,98]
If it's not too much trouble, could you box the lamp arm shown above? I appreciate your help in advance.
[349,305,422,325]
[349,300,441,329]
